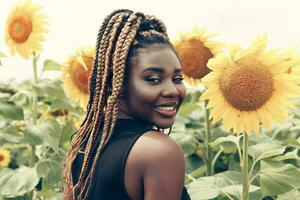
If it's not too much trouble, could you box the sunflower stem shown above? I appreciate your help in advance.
[242,133,249,200]
[30,53,39,168]
[204,100,213,176]
[32,52,39,125]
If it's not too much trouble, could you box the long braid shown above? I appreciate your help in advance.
[62,14,111,200]
[68,20,112,156]
[75,13,129,187]
[88,9,133,108]
[63,9,174,200]
[65,10,131,155]
[76,12,133,199]
[104,13,145,142]
[63,9,132,200]
[101,13,144,146]
[78,13,144,199]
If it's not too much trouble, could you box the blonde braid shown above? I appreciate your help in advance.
[63,13,122,167]
[105,14,143,142]
[77,12,144,198]
[78,13,144,199]
[73,14,121,191]
[145,15,168,36]
[75,13,131,199]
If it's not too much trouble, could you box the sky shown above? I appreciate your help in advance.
[0,0,300,81]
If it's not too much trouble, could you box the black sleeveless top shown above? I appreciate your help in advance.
[72,119,191,200]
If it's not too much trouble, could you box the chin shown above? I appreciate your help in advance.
[153,117,175,130]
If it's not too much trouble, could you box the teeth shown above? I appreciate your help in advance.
[156,106,175,111]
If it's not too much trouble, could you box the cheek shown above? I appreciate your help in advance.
[128,83,158,108]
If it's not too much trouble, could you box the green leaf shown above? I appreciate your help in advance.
[290,125,300,132]
[9,90,31,107]
[40,120,62,153]
[60,120,77,145]
[259,160,300,196]
[0,102,23,120]
[182,90,202,103]
[35,189,63,200]
[210,135,242,152]
[50,98,74,111]
[189,165,207,178]
[187,171,245,199]
[36,159,62,186]
[205,171,242,187]
[23,125,43,146]
[23,120,62,152]
[172,132,197,155]
[0,124,24,144]
[178,102,201,116]
[32,80,65,99]
[248,143,285,161]
[184,155,203,175]
[277,189,300,200]
[0,166,39,197]
[272,149,300,161]
[43,59,62,71]
[187,179,220,200]
[219,184,260,199]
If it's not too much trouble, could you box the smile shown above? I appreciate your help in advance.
[155,106,176,117]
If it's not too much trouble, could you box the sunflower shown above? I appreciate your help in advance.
[281,47,300,80]
[0,148,11,167]
[61,46,95,109]
[173,28,223,86]
[200,35,300,135]
[5,0,48,59]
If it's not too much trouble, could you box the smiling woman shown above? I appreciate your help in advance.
[63,9,191,200]
[125,46,186,129]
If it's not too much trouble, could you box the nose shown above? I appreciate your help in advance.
[161,80,179,98]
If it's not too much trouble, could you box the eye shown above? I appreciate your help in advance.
[144,76,161,84]
[173,76,184,83]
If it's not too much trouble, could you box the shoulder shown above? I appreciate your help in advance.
[136,130,184,164]
[127,129,185,173]
[124,130,185,199]
[129,130,185,199]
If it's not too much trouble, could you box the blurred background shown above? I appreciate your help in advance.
[1,0,300,81]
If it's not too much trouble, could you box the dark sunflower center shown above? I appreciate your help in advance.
[177,38,213,79]
[8,16,32,43]
[219,58,274,111]
[70,57,93,94]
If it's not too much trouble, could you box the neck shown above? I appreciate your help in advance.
[117,99,134,119]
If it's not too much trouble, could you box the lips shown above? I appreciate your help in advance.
[155,102,178,107]
[154,102,178,117]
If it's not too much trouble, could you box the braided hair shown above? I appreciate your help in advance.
[63,9,175,200]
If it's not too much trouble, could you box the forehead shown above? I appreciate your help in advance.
[130,46,181,72]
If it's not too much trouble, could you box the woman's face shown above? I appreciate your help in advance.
[124,45,186,129]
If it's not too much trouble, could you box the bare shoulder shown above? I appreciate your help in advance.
[127,130,185,200]
[127,130,185,170]
[136,130,184,162]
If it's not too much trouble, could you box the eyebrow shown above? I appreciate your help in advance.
[142,67,182,73]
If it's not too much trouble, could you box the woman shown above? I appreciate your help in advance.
[63,9,191,200]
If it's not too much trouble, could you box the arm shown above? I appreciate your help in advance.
[140,131,185,200]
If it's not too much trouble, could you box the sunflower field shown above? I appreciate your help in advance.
[1,1,300,200]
